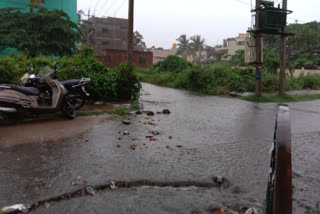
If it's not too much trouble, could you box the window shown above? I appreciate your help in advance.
[102,28,109,33]
[102,41,109,46]
[139,56,146,65]
[237,41,245,46]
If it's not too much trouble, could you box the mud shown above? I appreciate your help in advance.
[0,115,113,146]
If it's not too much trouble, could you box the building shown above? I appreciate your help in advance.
[97,49,153,69]
[82,16,153,68]
[0,0,78,23]
[152,48,177,64]
[215,33,247,60]
[83,17,128,56]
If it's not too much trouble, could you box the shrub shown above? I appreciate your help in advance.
[155,55,192,73]
[0,49,141,101]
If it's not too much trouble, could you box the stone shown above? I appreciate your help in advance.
[147,111,155,116]
[85,186,96,196]
[162,109,171,114]
[122,119,131,125]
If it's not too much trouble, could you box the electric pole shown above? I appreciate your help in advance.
[127,0,134,69]
[279,0,288,94]
[255,0,262,95]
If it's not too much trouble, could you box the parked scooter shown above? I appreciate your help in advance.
[0,62,76,125]
[25,64,90,110]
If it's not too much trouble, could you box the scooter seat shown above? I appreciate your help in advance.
[0,84,40,96]
[60,79,81,87]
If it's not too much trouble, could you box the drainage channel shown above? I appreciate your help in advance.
[4,178,231,214]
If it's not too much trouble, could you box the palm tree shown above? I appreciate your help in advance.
[176,34,190,60]
[190,35,205,64]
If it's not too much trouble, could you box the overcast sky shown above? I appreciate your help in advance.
[78,0,319,49]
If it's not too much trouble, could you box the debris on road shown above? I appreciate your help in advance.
[110,181,117,189]
[211,207,224,214]
[1,204,29,213]
[129,144,137,150]
[122,119,131,125]
[85,186,96,196]
[162,109,171,114]
[45,202,51,208]
[244,208,259,214]
[135,111,142,115]
[147,111,155,116]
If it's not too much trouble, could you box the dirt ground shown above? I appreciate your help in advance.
[0,114,115,146]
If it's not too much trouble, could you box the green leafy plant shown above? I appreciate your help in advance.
[0,48,141,101]
[0,6,80,57]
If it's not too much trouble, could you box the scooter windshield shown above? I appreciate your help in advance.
[39,66,53,76]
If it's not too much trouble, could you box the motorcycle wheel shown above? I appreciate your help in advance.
[0,112,19,125]
[61,99,76,119]
[68,91,86,110]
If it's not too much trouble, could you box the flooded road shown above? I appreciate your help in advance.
[0,83,319,213]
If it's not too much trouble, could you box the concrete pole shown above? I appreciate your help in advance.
[279,0,288,94]
[255,0,262,95]
[127,0,134,68]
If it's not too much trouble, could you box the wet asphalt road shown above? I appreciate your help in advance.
[0,83,320,214]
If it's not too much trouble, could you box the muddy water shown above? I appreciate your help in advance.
[0,83,319,213]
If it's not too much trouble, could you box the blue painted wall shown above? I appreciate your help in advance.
[0,0,78,23]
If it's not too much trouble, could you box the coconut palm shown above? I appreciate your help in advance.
[190,35,205,63]
[176,34,190,60]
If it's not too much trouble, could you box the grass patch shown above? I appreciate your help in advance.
[241,93,320,103]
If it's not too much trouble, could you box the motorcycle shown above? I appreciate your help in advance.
[0,62,76,125]
[25,64,91,110]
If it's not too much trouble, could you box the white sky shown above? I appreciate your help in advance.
[78,0,320,49]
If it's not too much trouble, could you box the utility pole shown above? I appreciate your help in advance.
[255,0,262,95]
[279,0,288,94]
[86,9,91,45]
[127,0,134,69]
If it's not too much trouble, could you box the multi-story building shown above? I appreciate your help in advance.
[84,17,153,68]
[215,33,247,60]
[83,17,128,55]
[0,0,77,23]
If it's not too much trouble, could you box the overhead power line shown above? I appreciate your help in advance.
[97,0,110,17]
[94,0,102,15]
[114,0,127,16]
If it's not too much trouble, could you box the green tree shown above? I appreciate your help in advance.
[176,34,190,60]
[190,35,205,64]
[133,31,144,49]
[230,49,245,66]
[0,6,80,57]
